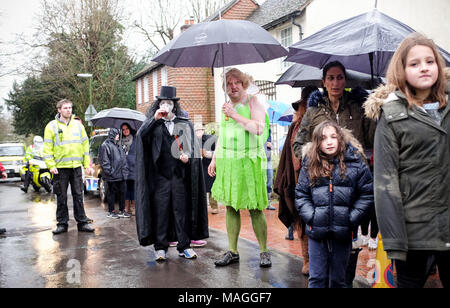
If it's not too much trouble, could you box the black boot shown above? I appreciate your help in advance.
[52,225,68,235]
[285,225,294,240]
[0,228,6,235]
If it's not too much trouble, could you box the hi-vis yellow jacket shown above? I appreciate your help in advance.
[43,114,90,169]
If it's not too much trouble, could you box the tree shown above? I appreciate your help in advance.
[134,0,227,52]
[25,0,136,116]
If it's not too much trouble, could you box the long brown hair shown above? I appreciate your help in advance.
[307,121,347,186]
[386,32,447,108]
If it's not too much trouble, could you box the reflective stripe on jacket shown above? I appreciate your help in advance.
[43,114,90,169]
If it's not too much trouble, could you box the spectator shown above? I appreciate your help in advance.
[120,123,136,216]
[364,32,450,288]
[99,128,130,219]
[295,121,373,288]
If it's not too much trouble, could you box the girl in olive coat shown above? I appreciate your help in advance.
[364,33,450,288]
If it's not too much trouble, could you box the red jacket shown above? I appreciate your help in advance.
[0,162,5,173]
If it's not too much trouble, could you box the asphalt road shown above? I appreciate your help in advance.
[0,180,308,289]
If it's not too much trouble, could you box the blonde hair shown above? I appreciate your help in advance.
[223,68,252,90]
[386,32,447,108]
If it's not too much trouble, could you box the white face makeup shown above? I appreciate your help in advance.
[160,100,175,119]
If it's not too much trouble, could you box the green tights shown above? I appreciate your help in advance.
[226,206,268,254]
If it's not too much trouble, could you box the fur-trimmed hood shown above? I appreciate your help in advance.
[307,86,369,108]
[363,67,450,121]
[301,127,366,161]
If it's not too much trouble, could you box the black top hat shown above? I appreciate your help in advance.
[156,86,180,101]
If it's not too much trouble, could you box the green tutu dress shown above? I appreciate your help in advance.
[211,97,270,211]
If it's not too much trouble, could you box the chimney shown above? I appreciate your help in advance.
[181,17,195,32]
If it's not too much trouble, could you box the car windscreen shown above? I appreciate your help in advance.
[89,135,108,159]
[0,146,25,156]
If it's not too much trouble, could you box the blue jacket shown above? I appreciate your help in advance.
[295,142,373,242]
[124,138,136,180]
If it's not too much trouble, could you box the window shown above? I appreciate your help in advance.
[161,67,168,86]
[137,79,142,105]
[280,27,293,69]
[255,80,276,101]
[144,76,149,104]
[153,71,158,99]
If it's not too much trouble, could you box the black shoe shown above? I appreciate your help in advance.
[214,251,239,266]
[20,185,28,193]
[0,228,6,235]
[86,217,94,224]
[260,252,272,268]
[77,223,95,232]
[285,225,294,240]
[52,225,68,235]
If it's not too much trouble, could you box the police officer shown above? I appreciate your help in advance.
[20,136,44,193]
[43,99,94,234]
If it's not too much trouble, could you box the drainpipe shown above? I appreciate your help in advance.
[291,13,303,41]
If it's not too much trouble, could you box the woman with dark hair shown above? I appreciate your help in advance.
[120,122,136,215]
[292,61,374,159]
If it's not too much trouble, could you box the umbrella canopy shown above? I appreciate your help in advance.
[285,9,450,78]
[267,100,293,126]
[90,107,146,131]
[276,64,385,89]
[152,19,288,68]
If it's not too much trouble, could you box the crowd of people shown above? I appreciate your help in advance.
[2,32,449,288]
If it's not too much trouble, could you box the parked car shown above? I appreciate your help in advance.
[0,142,26,179]
[84,129,108,201]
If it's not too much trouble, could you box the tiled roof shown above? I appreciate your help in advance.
[203,0,259,21]
[248,0,309,29]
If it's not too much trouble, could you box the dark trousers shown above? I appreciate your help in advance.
[308,238,352,288]
[361,212,379,238]
[53,167,88,227]
[152,174,190,253]
[106,180,126,213]
[394,250,450,288]
[125,179,135,201]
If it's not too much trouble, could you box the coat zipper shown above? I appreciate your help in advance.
[329,176,334,232]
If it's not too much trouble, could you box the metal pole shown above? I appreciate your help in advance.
[89,78,93,107]
[374,0,378,9]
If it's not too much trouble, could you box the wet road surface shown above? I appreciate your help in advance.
[0,180,308,288]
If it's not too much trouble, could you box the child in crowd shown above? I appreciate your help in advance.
[295,121,374,288]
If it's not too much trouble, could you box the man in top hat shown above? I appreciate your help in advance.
[135,86,209,262]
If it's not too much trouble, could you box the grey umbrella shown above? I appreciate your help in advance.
[275,64,385,89]
[90,107,146,131]
[152,19,288,68]
[285,9,450,82]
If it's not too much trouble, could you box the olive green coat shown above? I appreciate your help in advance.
[363,80,450,261]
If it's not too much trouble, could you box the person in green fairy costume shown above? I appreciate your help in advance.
[208,68,272,268]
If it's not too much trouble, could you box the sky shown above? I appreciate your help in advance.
[0,0,152,112]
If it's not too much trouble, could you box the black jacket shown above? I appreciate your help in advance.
[99,128,128,182]
[295,140,374,242]
[134,114,209,246]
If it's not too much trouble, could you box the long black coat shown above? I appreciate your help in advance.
[295,143,374,242]
[135,115,209,246]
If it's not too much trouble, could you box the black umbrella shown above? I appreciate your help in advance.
[151,19,288,109]
[275,64,385,89]
[152,19,288,68]
[285,9,450,85]
[90,107,146,131]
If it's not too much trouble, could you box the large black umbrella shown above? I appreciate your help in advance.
[90,107,146,131]
[152,19,288,68]
[151,19,288,109]
[275,64,385,89]
[285,9,450,82]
